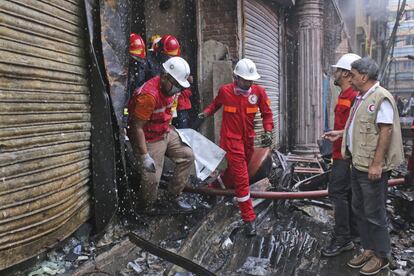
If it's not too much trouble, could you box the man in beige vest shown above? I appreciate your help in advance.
[324,57,403,275]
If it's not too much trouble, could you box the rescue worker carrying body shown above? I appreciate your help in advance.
[198,58,274,236]
[127,56,194,211]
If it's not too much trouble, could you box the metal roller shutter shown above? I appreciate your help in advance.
[243,0,280,147]
[0,0,91,269]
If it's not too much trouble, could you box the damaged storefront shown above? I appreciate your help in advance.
[0,0,93,269]
[0,0,119,270]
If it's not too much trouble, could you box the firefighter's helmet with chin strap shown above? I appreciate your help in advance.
[233,58,260,81]
[155,34,181,57]
[162,57,191,88]
[129,33,146,59]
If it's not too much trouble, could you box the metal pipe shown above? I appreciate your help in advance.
[184,177,407,199]
[388,177,406,187]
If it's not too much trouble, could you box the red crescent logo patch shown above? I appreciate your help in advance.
[248,94,258,104]
[367,104,376,113]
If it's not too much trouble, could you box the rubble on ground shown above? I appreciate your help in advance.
[13,151,414,275]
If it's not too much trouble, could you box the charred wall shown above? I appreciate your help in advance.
[200,0,238,59]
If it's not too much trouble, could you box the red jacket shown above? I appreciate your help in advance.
[204,82,273,150]
[333,86,358,159]
[128,76,174,142]
[177,89,192,111]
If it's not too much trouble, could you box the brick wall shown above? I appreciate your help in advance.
[200,0,238,59]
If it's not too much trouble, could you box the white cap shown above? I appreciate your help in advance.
[233,58,260,80]
[162,57,191,88]
[331,53,361,71]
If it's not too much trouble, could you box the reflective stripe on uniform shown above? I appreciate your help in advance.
[337,99,352,108]
[153,107,166,113]
[236,193,250,202]
[224,106,237,113]
[153,101,174,114]
[246,107,258,113]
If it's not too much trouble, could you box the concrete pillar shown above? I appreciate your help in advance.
[294,0,324,155]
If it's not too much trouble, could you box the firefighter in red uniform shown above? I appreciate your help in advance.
[128,56,194,211]
[321,53,361,257]
[199,58,274,236]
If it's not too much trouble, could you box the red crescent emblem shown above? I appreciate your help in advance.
[368,104,375,113]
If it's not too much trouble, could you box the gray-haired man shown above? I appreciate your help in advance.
[324,57,403,275]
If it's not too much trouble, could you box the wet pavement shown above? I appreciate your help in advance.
[6,182,414,275]
[168,194,414,275]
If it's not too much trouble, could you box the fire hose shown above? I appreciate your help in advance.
[184,177,407,199]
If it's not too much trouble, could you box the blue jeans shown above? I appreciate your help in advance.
[351,167,391,258]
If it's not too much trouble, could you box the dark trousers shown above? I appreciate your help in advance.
[351,167,391,258]
[172,110,190,129]
[328,159,358,242]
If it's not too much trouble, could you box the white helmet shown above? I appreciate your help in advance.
[331,53,361,71]
[162,57,191,88]
[233,58,260,80]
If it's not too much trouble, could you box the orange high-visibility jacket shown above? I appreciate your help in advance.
[128,76,174,142]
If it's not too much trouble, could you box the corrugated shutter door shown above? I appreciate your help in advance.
[0,0,91,269]
[244,0,280,147]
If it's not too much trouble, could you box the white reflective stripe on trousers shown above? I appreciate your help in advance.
[237,193,250,202]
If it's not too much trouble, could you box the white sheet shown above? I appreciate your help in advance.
[175,128,226,181]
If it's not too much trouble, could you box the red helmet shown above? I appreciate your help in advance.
[156,34,181,56]
[129,33,146,59]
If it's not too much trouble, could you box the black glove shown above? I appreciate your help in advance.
[261,131,273,147]
[191,113,207,130]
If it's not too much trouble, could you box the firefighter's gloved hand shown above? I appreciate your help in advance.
[197,112,207,119]
[261,131,273,147]
[141,153,156,173]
